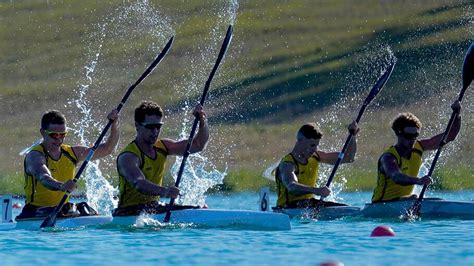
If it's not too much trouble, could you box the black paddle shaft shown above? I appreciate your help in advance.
[40,37,174,228]
[312,60,396,217]
[164,25,233,223]
[409,42,474,216]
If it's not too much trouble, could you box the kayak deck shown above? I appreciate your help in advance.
[112,208,291,231]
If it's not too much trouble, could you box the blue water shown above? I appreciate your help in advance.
[1,191,474,266]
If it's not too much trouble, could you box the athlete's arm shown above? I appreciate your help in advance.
[73,109,120,161]
[419,100,461,151]
[279,161,330,197]
[117,153,178,198]
[25,151,76,192]
[380,153,431,186]
[163,104,209,156]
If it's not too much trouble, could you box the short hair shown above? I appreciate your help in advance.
[134,101,164,123]
[391,112,422,133]
[41,110,66,129]
[297,123,323,140]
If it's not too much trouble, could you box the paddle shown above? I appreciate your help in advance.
[40,36,174,228]
[405,42,474,219]
[163,25,233,223]
[313,59,397,217]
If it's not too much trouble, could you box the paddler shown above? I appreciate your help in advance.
[275,121,359,209]
[17,109,119,219]
[112,100,209,216]
[371,100,461,202]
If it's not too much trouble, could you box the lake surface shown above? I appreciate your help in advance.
[1,191,474,266]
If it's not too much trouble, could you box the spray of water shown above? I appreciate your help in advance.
[169,1,238,206]
[67,1,173,214]
[66,0,239,211]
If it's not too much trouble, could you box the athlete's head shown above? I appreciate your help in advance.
[295,123,322,159]
[134,101,164,144]
[40,110,68,144]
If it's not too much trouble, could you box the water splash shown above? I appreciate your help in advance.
[315,46,397,202]
[67,1,173,214]
[167,1,238,206]
[170,151,227,206]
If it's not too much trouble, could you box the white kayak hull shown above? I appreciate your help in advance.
[8,216,113,230]
[112,209,291,231]
[273,206,361,220]
[361,198,474,219]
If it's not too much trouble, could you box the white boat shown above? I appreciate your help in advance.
[360,198,474,219]
[111,208,291,231]
[273,206,361,220]
[1,195,291,231]
[1,210,291,231]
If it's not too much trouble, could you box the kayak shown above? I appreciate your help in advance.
[1,208,290,231]
[1,209,291,231]
[273,206,361,220]
[112,208,291,231]
[360,198,474,219]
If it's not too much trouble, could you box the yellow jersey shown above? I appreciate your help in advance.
[117,140,168,208]
[371,141,424,202]
[275,153,320,208]
[24,144,77,207]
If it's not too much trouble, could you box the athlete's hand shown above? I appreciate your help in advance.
[348,120,360,135]
[60,180,77,193]
[165,186,180,199]
[315,186,331,197]
[417,175,432,186]
[193,103,207,122]
[107,109,120,124]
[451,100,461,113]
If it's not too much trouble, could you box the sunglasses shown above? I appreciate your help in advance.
[399,131,419,140]
[139,122,164,130]
[44,129,68,139]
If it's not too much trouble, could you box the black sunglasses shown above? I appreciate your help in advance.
[139,122,164,130]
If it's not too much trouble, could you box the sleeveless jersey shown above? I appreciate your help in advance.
[371,141,424,202]
[275,153,320,207]
[117,140,168,208]
[24,144,77,207]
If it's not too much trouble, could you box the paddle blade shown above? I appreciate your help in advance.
[40,212,57,228]
[363,59,397,105]
[462,42,474,90]
[402,201,421,221]
[220,25,233,59]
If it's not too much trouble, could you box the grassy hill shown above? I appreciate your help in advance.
[1,0,473,194]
